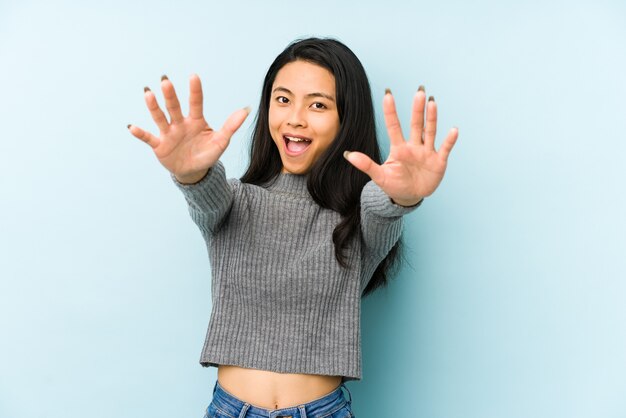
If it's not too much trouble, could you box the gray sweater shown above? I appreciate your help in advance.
[171,161,420,382]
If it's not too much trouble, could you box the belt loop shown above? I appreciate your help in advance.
[238,403,250,418]
[298,404,307,418]
[341,383,352,404]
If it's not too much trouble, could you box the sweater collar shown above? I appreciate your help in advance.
[265,172,310,197]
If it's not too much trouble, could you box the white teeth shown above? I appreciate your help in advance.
[285,136,310,142]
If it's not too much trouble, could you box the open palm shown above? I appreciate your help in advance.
[128,74,249,183]
[344,87,458,206]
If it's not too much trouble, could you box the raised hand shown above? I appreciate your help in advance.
[344,87,458,206]
[128,74,250,184]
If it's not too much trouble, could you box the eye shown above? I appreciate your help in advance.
[276,96,289,104]
[311,102,327,110]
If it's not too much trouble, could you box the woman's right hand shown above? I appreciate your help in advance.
[128,74,250,184]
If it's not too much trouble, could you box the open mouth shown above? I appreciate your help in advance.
[283,135,312,156]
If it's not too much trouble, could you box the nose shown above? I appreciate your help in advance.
[286,105,307,128]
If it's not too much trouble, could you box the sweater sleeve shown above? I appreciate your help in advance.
[170,160,234,240]
[359,180,423,292]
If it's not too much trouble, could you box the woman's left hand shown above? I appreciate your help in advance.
[344,87,458,206]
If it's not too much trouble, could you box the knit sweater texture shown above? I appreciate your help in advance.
[171,161,420,382]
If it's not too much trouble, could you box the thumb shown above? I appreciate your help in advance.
[195,107,251,167]
[217,106,251,141]
[343,151,384,184]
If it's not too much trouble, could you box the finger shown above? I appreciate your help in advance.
[438,127,459,162]
[144,88,169,132]
[382,90,405,146]
[127,124,161,149]
[424,97,438,150]
[409,87,426,144]
[189,74,204,120]
[161,75,185,124]
[343,151,385,185]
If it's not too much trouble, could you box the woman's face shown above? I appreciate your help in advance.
[269,60,340,175]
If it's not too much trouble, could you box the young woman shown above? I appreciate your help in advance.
[128,38,458,418]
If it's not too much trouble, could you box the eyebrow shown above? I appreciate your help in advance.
[272,86,335,102]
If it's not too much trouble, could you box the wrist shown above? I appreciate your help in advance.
[390,197,423,207]
[175,169,210,185]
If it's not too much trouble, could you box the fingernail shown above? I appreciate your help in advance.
[428,96,435,102]
[127,124,132,129]
[243,106,251,113]
[144,86,151,92]
[161,74,169,81]
[418,85,425,92]
[385,88,392,95]
[343,150,352,159]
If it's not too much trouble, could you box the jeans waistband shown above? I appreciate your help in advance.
[211,380,352,418]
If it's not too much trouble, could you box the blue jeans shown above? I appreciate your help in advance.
[203,380,355,418]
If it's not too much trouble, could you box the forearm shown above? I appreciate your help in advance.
[360,180,422,255]
[171,161,234,236]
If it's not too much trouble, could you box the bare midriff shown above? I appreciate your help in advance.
[217,365,343,410]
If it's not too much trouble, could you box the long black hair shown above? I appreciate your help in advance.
[241,37,402,298]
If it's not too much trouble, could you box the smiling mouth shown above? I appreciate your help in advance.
[283,135,312,156]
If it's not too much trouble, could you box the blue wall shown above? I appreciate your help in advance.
[1,1,625,417]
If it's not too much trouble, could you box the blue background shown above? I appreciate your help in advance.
[1,1,625,417]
